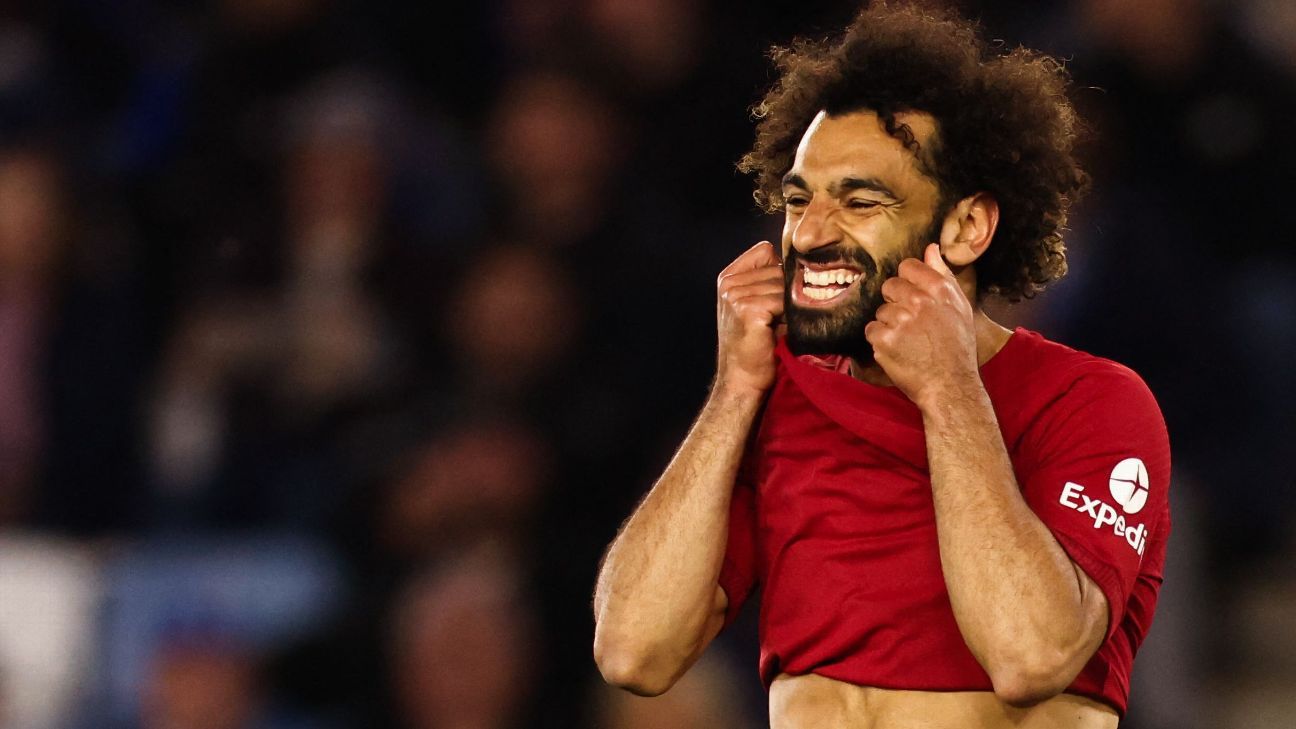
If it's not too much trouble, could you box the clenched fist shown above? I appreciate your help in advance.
[715,241,785,396]
[865,243,979,410]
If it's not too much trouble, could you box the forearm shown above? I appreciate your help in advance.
[921,379,1103,703]
[593,382,765,693]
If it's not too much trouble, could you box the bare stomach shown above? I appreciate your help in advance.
[770,673,1120,729]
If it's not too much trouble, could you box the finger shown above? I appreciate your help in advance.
[720,264,785,288]
[723,281,785,302]
[864,319,888,343]
[881,276,925,305]
[874,302,910,327]
[720,241,780,277]
[870,347,896,375]
[924,243,954,277]
[732,293,784,324]
[897,256,947,289]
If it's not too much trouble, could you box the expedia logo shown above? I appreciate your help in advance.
[1058,459,1150,556]
[1108,457,1149,514]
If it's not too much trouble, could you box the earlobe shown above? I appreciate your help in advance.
[938,193,998,267]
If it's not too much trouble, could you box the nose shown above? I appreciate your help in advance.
[790,196,842,256]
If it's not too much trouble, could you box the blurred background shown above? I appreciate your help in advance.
[0,0,1293,727]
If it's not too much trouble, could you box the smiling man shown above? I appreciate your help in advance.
[593,3,1170,728]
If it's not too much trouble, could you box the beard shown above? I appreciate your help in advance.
[783,216,942,364]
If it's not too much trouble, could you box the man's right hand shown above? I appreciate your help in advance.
[715,240,785,396]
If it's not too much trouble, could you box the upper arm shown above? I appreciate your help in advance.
[701,585,730,651]
[1019,366,1171,643]
[1069,556,1111,666]
[646,585,729,695]
[678,463,758,681]
[716,461,759,628]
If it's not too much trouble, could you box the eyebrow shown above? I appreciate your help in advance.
[781,172,897,200]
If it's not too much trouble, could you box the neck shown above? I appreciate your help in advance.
[849,309,1013,386]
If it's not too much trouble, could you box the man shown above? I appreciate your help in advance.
[592,3,1170,728]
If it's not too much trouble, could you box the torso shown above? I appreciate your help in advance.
[718,331,1169,711]
[770,673,1120,729]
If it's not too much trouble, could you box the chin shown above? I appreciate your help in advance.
[784,301,876,363]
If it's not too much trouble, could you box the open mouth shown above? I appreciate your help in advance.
[792,263,863,307]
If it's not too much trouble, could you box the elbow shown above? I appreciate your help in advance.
[985,613,1104,706]
[593,632,679,697]
[986,651,1079,708]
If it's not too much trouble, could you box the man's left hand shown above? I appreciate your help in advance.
[865,243,979,409]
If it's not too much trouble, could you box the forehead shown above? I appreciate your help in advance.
[789,109,938,192]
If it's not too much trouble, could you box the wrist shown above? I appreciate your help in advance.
[914,370,985,416]
[709,375,770,409]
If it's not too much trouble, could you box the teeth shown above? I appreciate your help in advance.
[803,268,861,287]
[803,286,843,301]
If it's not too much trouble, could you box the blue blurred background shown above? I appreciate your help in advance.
[0,0,1293,727]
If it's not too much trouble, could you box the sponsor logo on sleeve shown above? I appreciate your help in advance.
[1058,458,1150,556]
[1108,457,1149,514]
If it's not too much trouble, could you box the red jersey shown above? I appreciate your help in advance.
[718,328,1171,715]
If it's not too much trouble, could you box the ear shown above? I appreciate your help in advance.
[937,192,999,267]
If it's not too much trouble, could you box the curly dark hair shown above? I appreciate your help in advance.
[738,1,1088,302]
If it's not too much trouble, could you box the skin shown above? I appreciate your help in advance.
[594,110,1116,728]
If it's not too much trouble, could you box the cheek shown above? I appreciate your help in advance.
[825,220,879,268]
[849,217,909,260]
[780,219,796,254]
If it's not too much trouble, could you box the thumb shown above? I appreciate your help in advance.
[752,240,781,267]
[925,243,953,277]
[734,240,780,271]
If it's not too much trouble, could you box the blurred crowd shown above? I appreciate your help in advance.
[0,0,1293,728]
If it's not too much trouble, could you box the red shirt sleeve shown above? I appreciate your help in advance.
[717,458,759,628]
[1018,363,1171,640]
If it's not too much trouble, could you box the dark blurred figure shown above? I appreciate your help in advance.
[127,623,331,729]
[0,142,146,532]
[477,69,717,429]
[378,419,549,558]
[278,417,550,726]
[475,62,763,729]
[483,71,625,250]
[582,0,702,93]
[0,147,62,523]
[438,244,583,408]
[1062,0,1296,561]
[387,543,538,729]
[147,73,406,529]
[138,637,263,729]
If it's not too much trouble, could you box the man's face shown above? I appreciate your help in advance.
[780,109,945,363]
